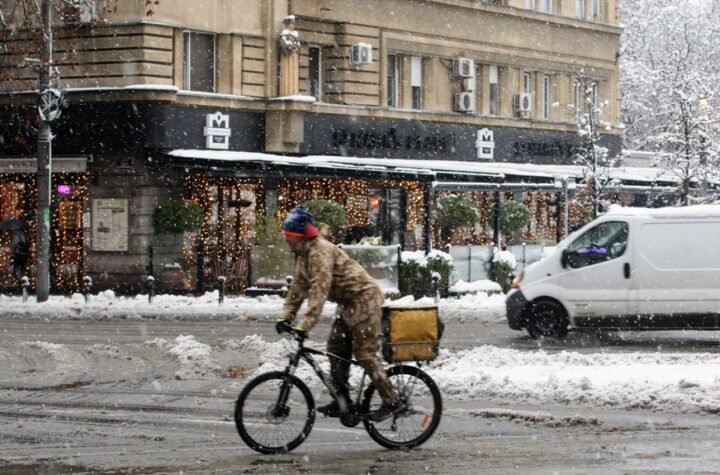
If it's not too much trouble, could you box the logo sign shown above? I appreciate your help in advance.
[204,112,231,150]
[476,128,495,160]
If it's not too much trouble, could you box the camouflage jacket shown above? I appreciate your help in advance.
[281,237,382,331]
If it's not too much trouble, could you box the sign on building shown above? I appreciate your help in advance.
[204,112,231,150]
[476,128,495,160]
[91,198,129,252]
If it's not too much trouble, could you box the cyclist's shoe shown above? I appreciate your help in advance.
[366,400,405,422]
[317,396,351,418]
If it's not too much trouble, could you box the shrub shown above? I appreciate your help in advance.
[154,199,203,234]
[254,215,294,282]
[435,194,479,244]
[492,247,517,293]
[399,250,453,298]
[487,200,531,233]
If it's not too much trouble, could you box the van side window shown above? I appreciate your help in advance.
[565,221,629,269]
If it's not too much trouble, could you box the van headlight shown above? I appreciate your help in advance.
[511,272,524,289]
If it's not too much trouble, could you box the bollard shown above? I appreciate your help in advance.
[218,276,226,305]
[20,276,30,303]
[431,272,441,304]
[83,276,93,304]
[147,275,156,303]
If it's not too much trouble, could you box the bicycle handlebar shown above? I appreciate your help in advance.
[276,321,307,342]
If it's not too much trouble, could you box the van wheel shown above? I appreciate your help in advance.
[527,300,569,339]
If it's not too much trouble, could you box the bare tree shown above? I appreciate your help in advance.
[620,0,720,205]
[569,70,618,218]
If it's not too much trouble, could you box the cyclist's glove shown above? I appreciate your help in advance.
[293,326,308,340]
[275,319,293,334]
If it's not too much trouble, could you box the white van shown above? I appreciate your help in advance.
[506,204,720,338]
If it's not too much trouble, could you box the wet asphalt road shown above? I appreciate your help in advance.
[2,317,720,474]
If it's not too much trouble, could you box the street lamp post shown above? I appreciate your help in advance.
[36,0,55,302]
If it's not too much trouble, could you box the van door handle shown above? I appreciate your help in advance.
[623,263,631,279]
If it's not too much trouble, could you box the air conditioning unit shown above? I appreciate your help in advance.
[62,0,96,24]
[514,93,532,114]
[455,92,475,113]
[350,43,373,66]
[453,57,474,78]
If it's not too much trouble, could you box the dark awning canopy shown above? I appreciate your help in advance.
[163,149,685,193]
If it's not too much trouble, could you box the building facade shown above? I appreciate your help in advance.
[0,0,628,293]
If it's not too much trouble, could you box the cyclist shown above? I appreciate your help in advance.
[276,206,400,420]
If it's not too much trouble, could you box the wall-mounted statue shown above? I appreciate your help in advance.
[279,15,300,97]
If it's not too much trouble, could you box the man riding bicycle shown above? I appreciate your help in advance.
[276,206,400,420]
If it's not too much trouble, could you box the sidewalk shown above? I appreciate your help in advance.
[0,290,506,323]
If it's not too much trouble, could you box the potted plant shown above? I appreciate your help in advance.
[435,194,479,246]
[152,199,203,290]
[487,199,531,245]
[303,199,346,241]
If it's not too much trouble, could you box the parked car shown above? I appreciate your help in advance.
[506,204,720,339]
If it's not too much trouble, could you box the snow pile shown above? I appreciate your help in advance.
[448,279,502,294]
[493,247,517,269]
[401,249,453,267]
[429,345,720,413]
[146,335,221,380]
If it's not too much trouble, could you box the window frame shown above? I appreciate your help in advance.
[410,56,423,110]
[542,74,551,120]
[308,45,322,101]
[489,65,499,116]
[387,54,398,108]
[576,0,585,19]
[183,31,217,93]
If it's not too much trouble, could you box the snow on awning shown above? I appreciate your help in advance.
[166,149,437,180]
[165,149,685,192]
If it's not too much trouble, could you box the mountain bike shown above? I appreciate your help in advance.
[234,323,442,454]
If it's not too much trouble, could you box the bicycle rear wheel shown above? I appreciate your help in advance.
[361,365,442,450]
[234,371,315,454]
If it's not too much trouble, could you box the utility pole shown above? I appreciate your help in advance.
[36,0,54,302]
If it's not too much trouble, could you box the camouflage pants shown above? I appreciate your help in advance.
[327,292,396,405]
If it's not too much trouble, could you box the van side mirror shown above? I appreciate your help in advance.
[561,249,569,269]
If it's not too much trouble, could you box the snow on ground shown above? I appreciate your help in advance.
[4,291,720,414]
[0,290,507,323]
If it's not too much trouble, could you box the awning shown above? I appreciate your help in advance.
[164,149,685,193]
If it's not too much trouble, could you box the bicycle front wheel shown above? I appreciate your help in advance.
[361,365,442,450]
[234,371,315,454]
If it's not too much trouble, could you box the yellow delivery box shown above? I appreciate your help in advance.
[381,304,441,362]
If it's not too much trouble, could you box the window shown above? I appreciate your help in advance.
[410,56,423,110]
[591,82,600,121]
[526,0,552,13]
[538,0,552,13]
[574,80,583,115]
[309,46,322,101]
[565,221,629,269]
[489,65,499,116]
[576,0,585,19]
[387,54,398,108]
[591,0,601,21]
[542,74,551,120]
[183,32,216,92]
[523,72,533,95]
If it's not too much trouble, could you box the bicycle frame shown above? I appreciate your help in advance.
[281,338,369,409]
